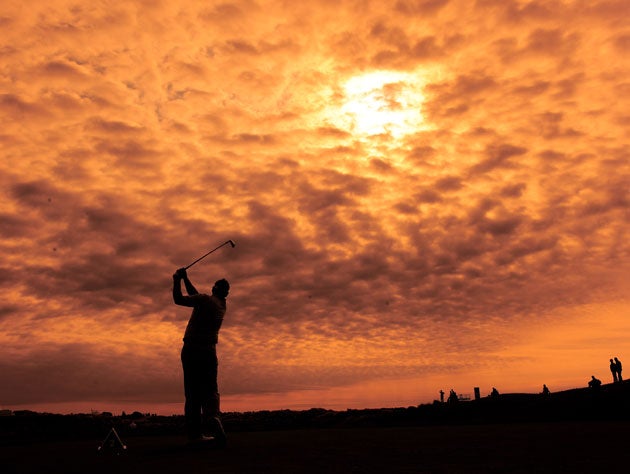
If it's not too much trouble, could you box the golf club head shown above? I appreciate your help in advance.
[228,240,236,248]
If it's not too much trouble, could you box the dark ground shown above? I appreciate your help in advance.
[3,382,630,473]
[3,420,630,474]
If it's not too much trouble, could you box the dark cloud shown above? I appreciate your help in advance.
[94,139,165,169]
[525,28,580,57]
[369,158,394,172]
[369,21,408,48]
[423,73,498,122]
[225,39,259,55]
[410,36,443,59]
[45,91,93,112]
[317,126,353,139]
[0,344,179,405]
[451,74,498,97]
[585,0,630,20]
[578,183,629,217]
[500,183,526,198]
[221,362,428,395]
[87,117,144,134]
[2,179,190,318]
[532,112,583,139]
[414,189,442,203]
[369,22,463,66]
[406,145,436,164]
[552,73,584,99]
[0,94,50,120]
[502,1,556,23]
[40,60,87,78]
[612,33,630,52]
[477,214,523,236]
[395,0,450,15]
[215,37,300,59]
[434,176,463,192]
[8,179,78,223]
[0,304,19,320]
[297,187,354,214]
[469,143,528,175]
[498,235,557,264]
[512,80,551,98]
[199,3,247,23]
[0,212,36,237]
[230,133,278,144]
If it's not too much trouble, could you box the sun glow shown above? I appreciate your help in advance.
[332,70,427,139]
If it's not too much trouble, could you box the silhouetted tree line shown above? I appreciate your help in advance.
[2,380,629,444]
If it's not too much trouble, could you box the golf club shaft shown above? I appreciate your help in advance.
[184,240,235,270]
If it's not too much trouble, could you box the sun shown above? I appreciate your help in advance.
[333,70,427,139]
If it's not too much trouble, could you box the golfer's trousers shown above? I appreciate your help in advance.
[181,343,219,438]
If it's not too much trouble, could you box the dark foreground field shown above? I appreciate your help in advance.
[3,420,630,474]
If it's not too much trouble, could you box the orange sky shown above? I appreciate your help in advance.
[0,0,628,415]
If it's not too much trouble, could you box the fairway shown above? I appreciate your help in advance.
[4,421,629,474]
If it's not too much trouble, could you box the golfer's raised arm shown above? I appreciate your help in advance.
[173,270,194,306]
[182,274,199,296]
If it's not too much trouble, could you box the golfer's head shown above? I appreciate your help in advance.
[212,279,230,298]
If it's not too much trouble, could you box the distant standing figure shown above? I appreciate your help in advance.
[439,390,445,403]
[542,384,550,396]
[173,267,230,445]
[610,359,618,383]
[614,357,622,382]
[448,389,459,404]
[588,375,602,389]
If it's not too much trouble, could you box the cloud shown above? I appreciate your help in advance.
[0,304,19,321]
[469,143,528,175]
[0,94,51,120]
[0,343,180,405]
[395,0,450,15]
[38,59,89,79]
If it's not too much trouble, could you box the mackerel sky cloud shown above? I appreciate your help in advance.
[0,0,628,413]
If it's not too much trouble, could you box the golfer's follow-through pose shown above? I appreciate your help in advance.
[173,267,229,445]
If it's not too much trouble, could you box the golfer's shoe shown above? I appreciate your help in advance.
[210,416,227,447]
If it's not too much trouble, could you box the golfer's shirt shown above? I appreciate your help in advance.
[182,293,226,346]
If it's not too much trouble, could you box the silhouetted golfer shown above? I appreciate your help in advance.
[610,358,618,383]
[173,268,229,445]
[614,357,622,382]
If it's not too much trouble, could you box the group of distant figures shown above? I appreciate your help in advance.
[588,357,623,389]
[440,357,623,402]
[437,389,460,403]
[440,387,501,403]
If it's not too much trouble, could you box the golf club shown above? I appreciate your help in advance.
[184,240,235,270]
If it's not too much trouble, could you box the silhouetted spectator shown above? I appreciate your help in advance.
[610,359,618,383]
[588,375,602,389]
[542,384,550,396]
[614,357,622,382]
[490,387,499,397]
[439,390,445,403]
[173,267,229,446]
[448,389,459,404]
